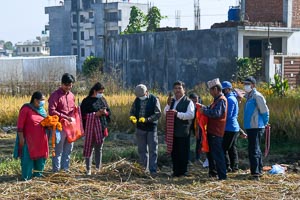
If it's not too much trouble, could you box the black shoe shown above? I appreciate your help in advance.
[150,172,158,178]
[209,173,218,178]
[183,172,191,177]
[227,167,232,173]
[249,174,261,181]
[232,168,239,173]
[251,173,263,177]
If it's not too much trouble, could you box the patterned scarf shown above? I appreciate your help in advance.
[83,113,103,157]
[165,110,175,155]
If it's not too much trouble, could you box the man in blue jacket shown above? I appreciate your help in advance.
[221,81,240,173]
[243,76,269,180]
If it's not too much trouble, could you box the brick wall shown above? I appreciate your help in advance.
[274,56,300,88]
[292,0,300,27]
[245,0,283,22]
[284,57,300,88]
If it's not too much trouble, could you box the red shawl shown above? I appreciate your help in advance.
[196,104,209,153]
[165,110,175,155]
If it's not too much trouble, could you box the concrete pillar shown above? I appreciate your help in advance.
[240,0,246,21]
[282,37,288,54]
[265,49,275,83]
[283,0,293,28]
[238,31,244,57]
[64,0,71,11]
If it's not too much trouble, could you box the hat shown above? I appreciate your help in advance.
[207,78,222,89]
[135,84,147,97]
[221,81,232,89]
[242,76,256,84]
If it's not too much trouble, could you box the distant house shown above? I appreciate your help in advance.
[104,0,300,89]
[15,36,50,57]
[45,0,148,71]
[0,45,5,57]
[212,0,300,58]
[211,0,300,86]
[0,44,13,57]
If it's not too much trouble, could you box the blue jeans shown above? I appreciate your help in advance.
[52,130,74,172]
[136,128,158,173]
[207,134,227,180]
[246,128,264,175]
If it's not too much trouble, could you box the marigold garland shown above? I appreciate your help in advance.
[41,115,62,157]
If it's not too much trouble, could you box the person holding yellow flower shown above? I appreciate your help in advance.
[129,84,161,176]
[13,91,49,180]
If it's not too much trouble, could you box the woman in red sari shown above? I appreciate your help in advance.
[13,91,49,180]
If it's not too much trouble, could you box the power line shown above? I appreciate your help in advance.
[164,14,226,19]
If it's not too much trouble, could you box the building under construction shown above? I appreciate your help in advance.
[45,0,147,71]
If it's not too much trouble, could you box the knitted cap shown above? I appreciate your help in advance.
[134,84,147,97]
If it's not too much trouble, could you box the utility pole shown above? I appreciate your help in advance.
[267,24,272,50]
[76,0,81,71]
[194,0,200,30]
[175,10,181,27]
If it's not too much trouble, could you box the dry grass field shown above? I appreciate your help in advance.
[0,132,299,200]
[0,88,300,199]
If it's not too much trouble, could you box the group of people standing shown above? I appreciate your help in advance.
[14,73,111,180]
[14,73,269,182]
[131,77,268,181]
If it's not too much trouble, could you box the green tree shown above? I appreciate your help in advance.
[235,57,262,82]
[4,41,13,50]
[123,6,146,34]
[146,6,164,32]
[82,56,103,77]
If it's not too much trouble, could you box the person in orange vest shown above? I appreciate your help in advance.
[188,93,203,164]
[199,78,227,180]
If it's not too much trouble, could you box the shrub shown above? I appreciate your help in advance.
[270,74,289,97]
[82,56,103,77]
[235,57,262,82]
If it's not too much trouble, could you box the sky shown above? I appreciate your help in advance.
[0,0,238,44]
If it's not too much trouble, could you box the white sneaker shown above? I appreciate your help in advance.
[203,158,209,168]
[86,169,91,175]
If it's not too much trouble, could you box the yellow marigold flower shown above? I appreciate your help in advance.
[138,117,146,123]
[129,116,136,121]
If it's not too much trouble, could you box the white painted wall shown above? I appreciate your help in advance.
[0,56,76,82]
[287,31,300,55]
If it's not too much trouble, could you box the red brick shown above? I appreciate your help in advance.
[292,0,300,27]
[245,0,283,23]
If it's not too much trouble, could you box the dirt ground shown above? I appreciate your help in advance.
[0,132,300,199]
